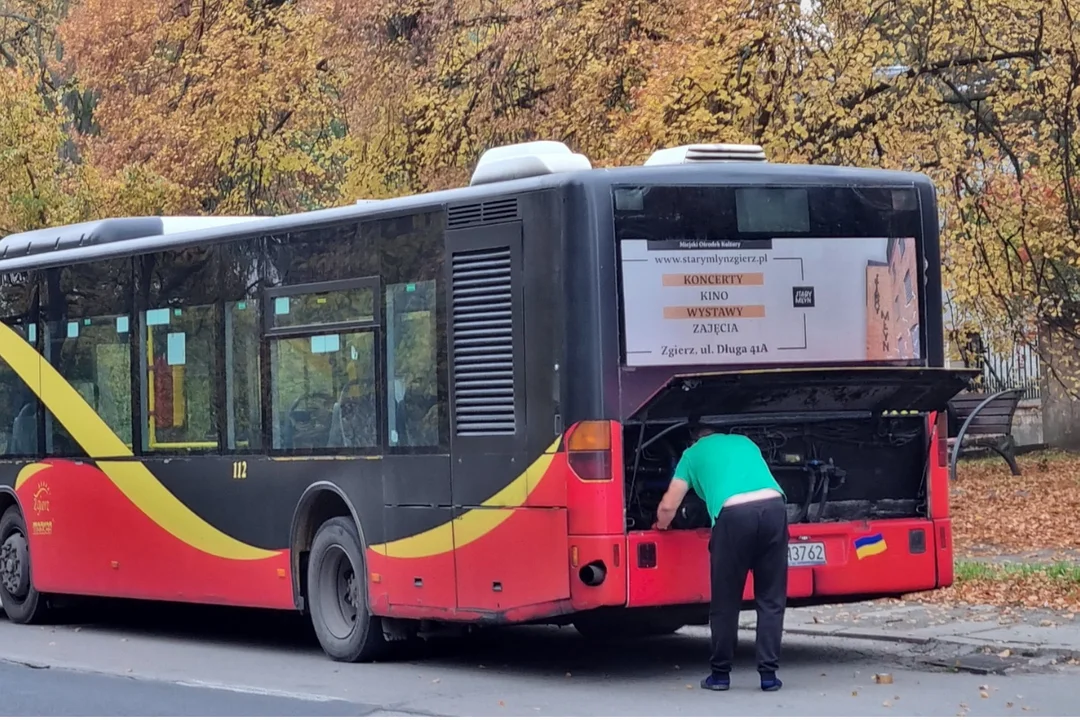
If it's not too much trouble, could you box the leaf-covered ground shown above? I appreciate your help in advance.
[908,451,1080,611]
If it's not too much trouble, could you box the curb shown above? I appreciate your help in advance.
[769,624,1079,658]
[781,626,933,645]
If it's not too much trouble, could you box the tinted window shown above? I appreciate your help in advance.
[136,246,221,453]
[42,261,133,456]
[270,286,376,329]
[0,272,40,457]
[220,239,264,451]
[264,224,378,286]
[613,185,922,240]
[368,212,447,451]
[270,331,378,451]
[386,281,438,448]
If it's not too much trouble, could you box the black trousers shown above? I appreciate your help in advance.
[708,496,788,675]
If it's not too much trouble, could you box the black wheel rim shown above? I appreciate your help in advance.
[317,544,360,640]
[0,530,30,600]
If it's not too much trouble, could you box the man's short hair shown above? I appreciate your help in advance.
[690,423,719,440]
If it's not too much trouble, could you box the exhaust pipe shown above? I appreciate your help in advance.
[579,561,607,587]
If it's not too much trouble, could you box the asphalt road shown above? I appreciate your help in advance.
[1,601,1078,716]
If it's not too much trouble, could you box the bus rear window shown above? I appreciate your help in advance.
[615,185,924,368]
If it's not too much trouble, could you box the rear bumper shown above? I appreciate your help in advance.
[616,518,947,608]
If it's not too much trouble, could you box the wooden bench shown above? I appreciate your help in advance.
[947,388,1025,481]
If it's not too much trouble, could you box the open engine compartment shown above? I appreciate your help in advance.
[623,415,929,531]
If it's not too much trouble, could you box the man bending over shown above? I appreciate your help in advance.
[655,424,788,692]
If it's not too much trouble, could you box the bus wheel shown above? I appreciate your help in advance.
[0,507,49,624]
[307,517,387,663]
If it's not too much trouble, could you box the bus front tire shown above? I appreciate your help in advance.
[307,517,387,663]
[0,507,50,625]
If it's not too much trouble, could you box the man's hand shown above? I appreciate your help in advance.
[655,477,690,531]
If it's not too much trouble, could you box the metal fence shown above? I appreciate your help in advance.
[973,342,1042,401]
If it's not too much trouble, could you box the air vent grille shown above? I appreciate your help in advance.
[451,246,516,435]
[447,198,520,228]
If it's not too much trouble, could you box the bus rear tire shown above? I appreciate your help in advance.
[307,517,388,663]
[0,507,50,625]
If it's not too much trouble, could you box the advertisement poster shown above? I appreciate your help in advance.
[620,236,920,367]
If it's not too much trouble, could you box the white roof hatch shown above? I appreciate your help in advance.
[644,143,767,166]
[470,140,592,186]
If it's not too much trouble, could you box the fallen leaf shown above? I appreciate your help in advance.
[1007,702,1015,708]
[883,700,892,707]
[980,691,989,699]
[998,649,1012,658]
[874,673,894,684]
[852,691,858,697]
[686,684,693,690]
[498,701,505,707]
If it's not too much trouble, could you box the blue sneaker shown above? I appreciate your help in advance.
[760,674,783,692]
[701,673,731,691]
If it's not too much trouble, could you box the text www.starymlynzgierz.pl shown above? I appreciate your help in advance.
[652,253,767,266]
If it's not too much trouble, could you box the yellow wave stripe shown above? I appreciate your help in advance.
[0,322,276,561]
[371,438,561,559]
[14,463,51,490]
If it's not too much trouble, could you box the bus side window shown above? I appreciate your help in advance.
[0,329,39,457]
[0,273,41,458]
[42,261,134,457]
[136,247,221,453]
[266,281,380,453]
[385,280,439,449]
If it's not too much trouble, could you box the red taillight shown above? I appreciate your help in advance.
[566,421,613,481]
[936,412,948,467]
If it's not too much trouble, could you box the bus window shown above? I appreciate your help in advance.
[225,300,262,451]
[270,331,377,451]
[269,286,375,329]
[385,280,438,448]
[45,315,132,455]
[137,247,221,453]
[0,273,40,458]
[0,329,38,458]
[221,238,264,451]
[42,261,133,457]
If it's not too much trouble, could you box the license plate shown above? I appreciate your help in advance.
[788,542,827,567]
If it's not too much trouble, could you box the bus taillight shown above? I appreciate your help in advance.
[566,421,613,481]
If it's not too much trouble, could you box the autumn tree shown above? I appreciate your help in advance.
[58,0,347,215]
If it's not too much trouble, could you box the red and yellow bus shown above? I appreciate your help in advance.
[0,141,973,661]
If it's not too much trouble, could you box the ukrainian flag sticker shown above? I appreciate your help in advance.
[853,532,887,560]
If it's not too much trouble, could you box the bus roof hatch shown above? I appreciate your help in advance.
[644,143,767,166]
[469,140,592,186]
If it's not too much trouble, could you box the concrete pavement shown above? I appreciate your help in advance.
[753,603,1080,661]
[2,600,1080,715]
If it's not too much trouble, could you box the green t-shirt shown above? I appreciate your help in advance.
[673,433,785,524]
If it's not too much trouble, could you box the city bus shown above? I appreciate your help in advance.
[0,141,975,662]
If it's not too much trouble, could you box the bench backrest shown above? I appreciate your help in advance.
[947,388,1024,437]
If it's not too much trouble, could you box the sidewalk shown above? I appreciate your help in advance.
[742,601,1080,659]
